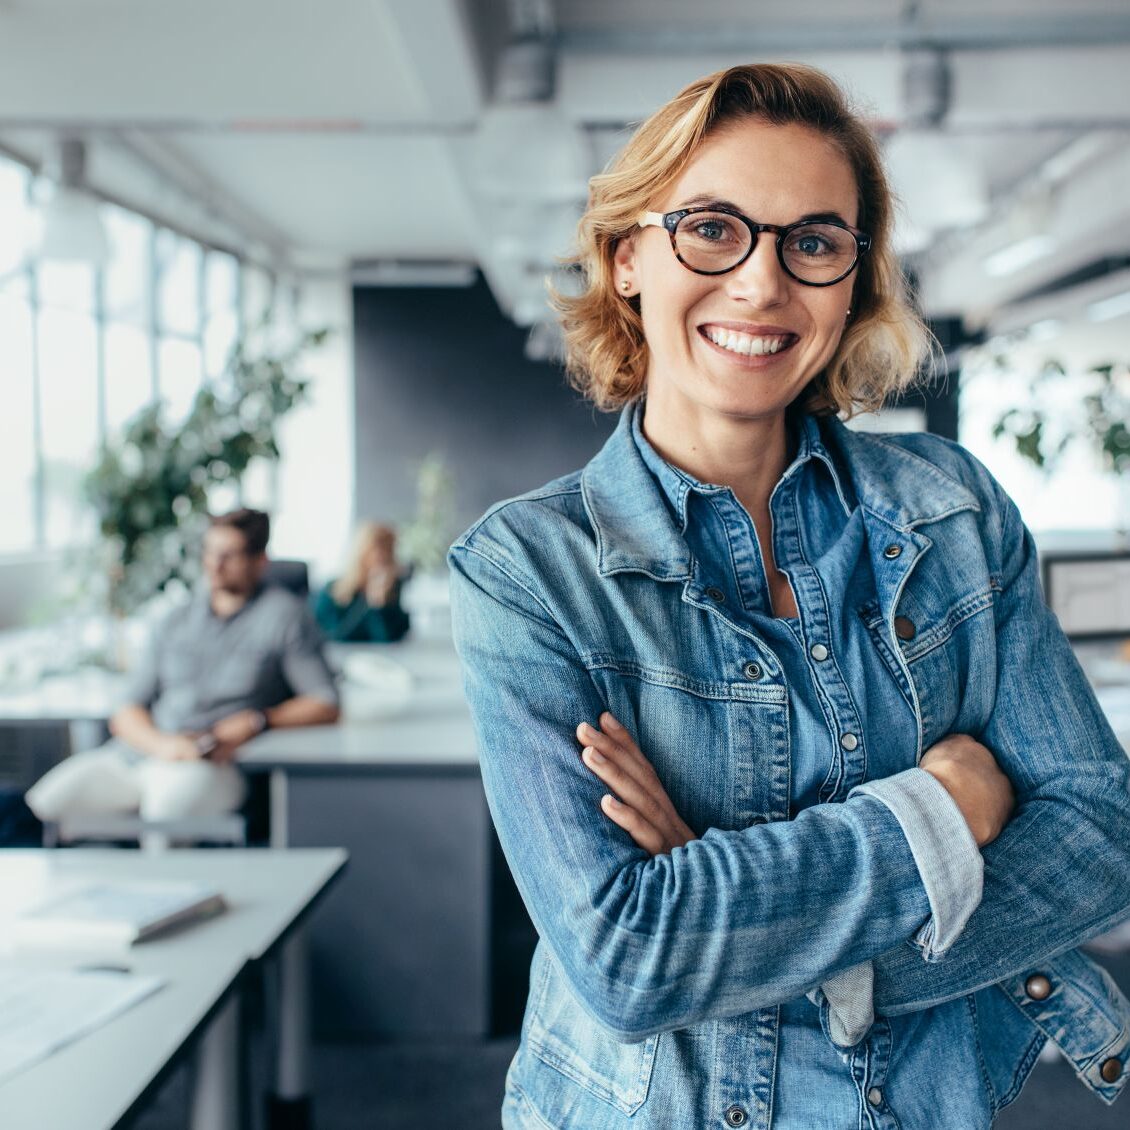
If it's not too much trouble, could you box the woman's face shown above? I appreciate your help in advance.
[616,117,860,432]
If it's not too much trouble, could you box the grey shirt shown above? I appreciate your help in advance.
[121,584,339,734]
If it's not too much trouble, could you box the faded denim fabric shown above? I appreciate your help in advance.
[450,405,1130,1129]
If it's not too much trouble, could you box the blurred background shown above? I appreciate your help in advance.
[1,1,1129,1128]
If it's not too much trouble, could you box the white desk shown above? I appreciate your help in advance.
[237,639,490,1039]
[0,848,345,1130]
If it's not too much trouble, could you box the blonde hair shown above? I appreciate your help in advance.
[553,63,932,417]
[331,522,397,605]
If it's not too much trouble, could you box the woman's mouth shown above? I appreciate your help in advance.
[699,324,796,358]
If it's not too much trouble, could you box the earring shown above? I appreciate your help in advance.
[620,280,632,293]
[845,307,853,321]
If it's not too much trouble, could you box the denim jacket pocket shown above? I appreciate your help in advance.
[526,946,659,1116]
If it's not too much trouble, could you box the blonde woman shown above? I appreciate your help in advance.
[314,522,410,643]
[449,63,1130,1128]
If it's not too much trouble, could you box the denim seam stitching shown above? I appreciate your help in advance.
[454,543,561,625]
[964,992,1000,1114]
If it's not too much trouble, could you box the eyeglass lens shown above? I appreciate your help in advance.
[673,212,859,283]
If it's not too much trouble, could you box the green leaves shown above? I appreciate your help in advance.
[83,320,328,614]
[990,358,1130,478]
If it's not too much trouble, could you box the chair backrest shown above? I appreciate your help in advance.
[264,558,310,597]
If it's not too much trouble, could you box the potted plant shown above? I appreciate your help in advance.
[83,321,329,620]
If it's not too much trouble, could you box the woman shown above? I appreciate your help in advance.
[449,64,1130,1128]
[314,521,410,643]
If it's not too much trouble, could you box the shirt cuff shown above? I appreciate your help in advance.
[851,767,984,962]
[810,960,875,1048]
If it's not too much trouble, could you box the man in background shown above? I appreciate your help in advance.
[26,508,339,836]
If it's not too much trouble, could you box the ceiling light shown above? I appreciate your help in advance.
[982,235,1056,278]
[1086,289,1130,322]
[35,138,109,266]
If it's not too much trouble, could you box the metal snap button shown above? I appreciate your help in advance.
[705,586,726,603]
[1101,1057,1123,1083]
[867,1087,883,1107]
[743,661,763,680]
[809,643,829,661]
[840,733,859,751]
[1025,973,1052,1001]
[883,544,902,559]
[893,616,916,641]
[724,1105,748,1127]
[750,815,768,825]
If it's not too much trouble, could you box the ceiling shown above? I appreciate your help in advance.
[2,0,1130,353]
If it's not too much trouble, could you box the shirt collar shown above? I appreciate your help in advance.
[581,403,979,578]
[629,401,857,524]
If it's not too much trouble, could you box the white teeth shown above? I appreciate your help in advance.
[705,327,788,356]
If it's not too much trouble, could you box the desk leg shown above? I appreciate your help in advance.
[267,924,313,1130]
[190,993,242,1130]
[269,768,289,849]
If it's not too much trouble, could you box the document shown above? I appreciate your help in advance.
[12,879,226,948]
[0,963,165,1083]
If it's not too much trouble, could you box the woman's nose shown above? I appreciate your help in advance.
[724,232,788,308]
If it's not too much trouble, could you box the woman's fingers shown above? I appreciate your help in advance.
[600,793,666,855]
[581,743,665,824]
[576,713,697,854]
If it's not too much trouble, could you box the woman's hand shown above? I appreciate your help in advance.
[919,733,1015,848]
[576,712,697,856]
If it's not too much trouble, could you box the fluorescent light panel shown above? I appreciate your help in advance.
[1086,289,1130,323]
[983,234,1056,278]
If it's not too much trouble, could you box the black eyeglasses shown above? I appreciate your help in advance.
[638,206,871,287]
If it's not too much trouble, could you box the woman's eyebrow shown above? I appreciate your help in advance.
[675,196,852,225]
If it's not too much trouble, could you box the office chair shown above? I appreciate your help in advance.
[263,559,310,597]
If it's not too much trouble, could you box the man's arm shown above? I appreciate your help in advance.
[109,704,202,761]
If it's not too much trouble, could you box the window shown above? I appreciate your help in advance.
[0,151,248,555]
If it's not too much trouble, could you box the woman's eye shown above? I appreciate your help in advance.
[790,233,831,257]
[686,216,737,243]
[695,222,726,241]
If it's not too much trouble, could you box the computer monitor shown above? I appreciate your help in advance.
[1041,551,1130,641]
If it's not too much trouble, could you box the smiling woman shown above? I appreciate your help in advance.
[450,62,1130,1130]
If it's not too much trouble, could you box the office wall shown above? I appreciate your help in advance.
[352,278,617,536]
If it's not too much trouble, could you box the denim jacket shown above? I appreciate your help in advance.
[450,406,1130,1128]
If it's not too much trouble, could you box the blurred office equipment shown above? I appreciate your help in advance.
[1042,550,1130,640]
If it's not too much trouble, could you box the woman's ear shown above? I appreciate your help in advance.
[613,236,638,296]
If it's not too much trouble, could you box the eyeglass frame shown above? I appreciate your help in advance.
[637,206,872,287]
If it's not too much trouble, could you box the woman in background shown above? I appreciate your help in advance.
[314,521,410,643]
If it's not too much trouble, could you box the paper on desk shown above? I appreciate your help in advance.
[0,962,165,1084]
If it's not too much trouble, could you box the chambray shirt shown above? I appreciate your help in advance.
[450,404,1130,1130]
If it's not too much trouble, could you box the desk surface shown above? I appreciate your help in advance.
[0,848,346,1130]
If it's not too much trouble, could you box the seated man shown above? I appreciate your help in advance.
[26,508,340,834]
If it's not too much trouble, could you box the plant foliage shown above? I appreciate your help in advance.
[83,323,328,613]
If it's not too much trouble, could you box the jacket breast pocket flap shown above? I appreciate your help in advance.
[526,948,659,1116]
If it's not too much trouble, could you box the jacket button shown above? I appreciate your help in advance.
[743,661,763,680]
[867,1087,883,1107]
[1025,973,1052,1000]
[809,643,829,661]
[883,544,902,559]
[840,733,859,751]
[751,815,768,825]
[724,1106,748,1127]
[1101,1057,1123,1083]
[705,586,726,603]
[893,616,916,641]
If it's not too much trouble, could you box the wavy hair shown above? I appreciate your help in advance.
[553,63,932,416]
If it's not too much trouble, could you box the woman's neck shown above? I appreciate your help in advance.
[640,400,794,519]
